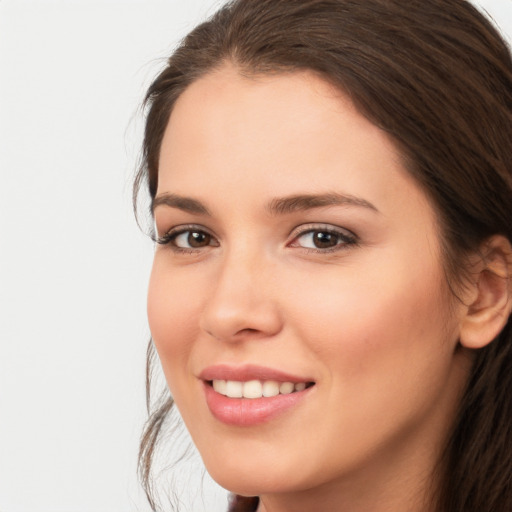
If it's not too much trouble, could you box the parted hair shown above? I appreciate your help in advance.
[134,1,512,510]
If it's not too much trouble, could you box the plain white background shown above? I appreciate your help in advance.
[0,1,510,511]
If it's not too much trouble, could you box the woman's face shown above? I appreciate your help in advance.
[148,65,471,504]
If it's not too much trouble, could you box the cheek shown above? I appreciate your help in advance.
[147,259,203,380]
[279,257,460,471]
[288,253,454,392]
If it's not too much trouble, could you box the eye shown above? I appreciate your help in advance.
[289,225,357,251]
[174,230,212,248]
[156,226,219,250]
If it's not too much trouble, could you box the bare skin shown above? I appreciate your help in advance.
[148,64,485,512]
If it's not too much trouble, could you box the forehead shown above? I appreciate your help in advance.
[157,64,435,231]
[164,65,372,148]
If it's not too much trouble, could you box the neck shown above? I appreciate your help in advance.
[256,464,434,512]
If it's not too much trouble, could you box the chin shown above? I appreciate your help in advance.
[202,452,307,497]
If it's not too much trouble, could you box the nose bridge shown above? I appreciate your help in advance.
[200,242,281,342]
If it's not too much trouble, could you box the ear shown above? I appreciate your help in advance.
[459,235,512,349]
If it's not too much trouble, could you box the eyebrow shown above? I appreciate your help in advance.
[151,191,378,216]
[152,193,211,215]
[266,193,379,215]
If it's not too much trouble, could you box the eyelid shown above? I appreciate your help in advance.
[287,223,358,251]
[154,222,357,253]
[156,224,219,248]
[288,223,356,239]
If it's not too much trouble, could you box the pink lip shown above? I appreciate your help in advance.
[199,364,312,383]
[199,364,315,427]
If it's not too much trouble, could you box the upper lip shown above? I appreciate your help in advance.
[199,364,314,383]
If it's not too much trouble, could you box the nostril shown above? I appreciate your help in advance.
[238,328,259,335]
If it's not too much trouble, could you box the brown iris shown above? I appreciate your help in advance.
[312,231,339,249]
[187,231,211,248]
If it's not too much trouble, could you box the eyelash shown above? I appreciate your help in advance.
[156,224,218,254]
[156,223,358,254]
[289,224,358,253]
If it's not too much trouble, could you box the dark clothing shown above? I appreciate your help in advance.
[228,494,259,512]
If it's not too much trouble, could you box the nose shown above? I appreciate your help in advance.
[199,250,283,343]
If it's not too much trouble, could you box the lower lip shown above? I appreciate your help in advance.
[203,382,313,426]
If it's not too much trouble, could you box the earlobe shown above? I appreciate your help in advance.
[459,235,512,349]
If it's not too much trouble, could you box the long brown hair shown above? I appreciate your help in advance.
[134,1,512,510]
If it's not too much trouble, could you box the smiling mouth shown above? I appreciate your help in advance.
[208,379,315,399]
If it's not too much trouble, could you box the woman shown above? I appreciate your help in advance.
[134,0,512,510]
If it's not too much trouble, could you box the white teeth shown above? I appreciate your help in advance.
[212,379,309,399]
[213,379,226,394]
[262,380,280,397]
[225,380,243,398]
[243,380,262,399]
[279,382,294,395]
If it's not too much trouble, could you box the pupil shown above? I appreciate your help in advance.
[188,231,210,247]
[314,231,337,248]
